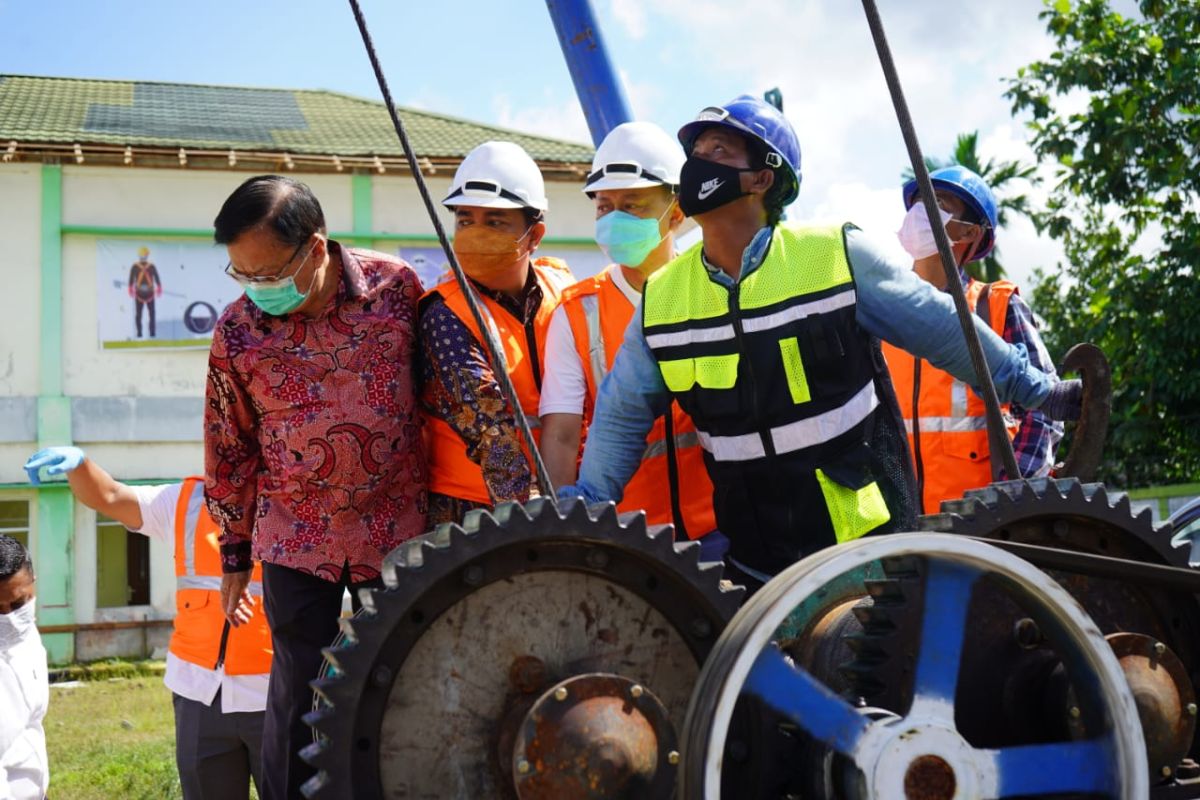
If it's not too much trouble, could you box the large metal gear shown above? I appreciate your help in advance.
[300,497,742,799]
[840,478,1200,795]
[679,533,1150,799]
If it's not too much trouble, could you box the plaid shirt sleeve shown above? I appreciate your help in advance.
[419,297,534,507]
[1002,292,1064,479]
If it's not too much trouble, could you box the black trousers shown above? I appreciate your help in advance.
[135,298,156,337]
[173,690,264,800]
[260,562,381,800]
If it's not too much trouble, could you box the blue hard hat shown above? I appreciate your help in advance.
[678,95,802,206]
[902,165,997,262]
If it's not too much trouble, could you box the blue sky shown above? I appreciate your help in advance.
[3,0,1075,288]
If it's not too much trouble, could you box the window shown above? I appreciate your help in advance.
[0,499,30,551]
[96,515,150,607]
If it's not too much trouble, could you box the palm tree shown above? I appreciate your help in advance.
[901,131,1038,282]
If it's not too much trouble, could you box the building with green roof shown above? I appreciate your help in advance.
[0,74,593,176]
[0,75,602,663]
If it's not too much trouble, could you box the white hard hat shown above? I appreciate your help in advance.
[443,141,548,211]
[584,121,685,194]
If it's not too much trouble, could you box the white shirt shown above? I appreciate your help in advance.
[0,628,48,800]
[539,264,642,417]
[130,483,269,714]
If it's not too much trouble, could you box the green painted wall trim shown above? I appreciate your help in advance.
[350,173,373,247]
[37,164,74,664]
[40,165,64,398]
[60,224,598,248]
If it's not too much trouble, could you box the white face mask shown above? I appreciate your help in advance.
[0,599,37,648]
[896,202,954,260]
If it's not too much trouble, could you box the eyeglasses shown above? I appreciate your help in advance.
[225,241,314,288]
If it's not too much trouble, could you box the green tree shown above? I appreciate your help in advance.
[901,131,1038,282]
[1006,0,1200,486]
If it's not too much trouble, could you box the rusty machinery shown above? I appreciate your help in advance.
[301,499,742,798]
[314,1,1198,796]
[299,477,1200,799]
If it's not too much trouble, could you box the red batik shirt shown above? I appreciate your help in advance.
[205,242,428,582]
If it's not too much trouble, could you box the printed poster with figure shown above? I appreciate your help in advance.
[96,239,241,349]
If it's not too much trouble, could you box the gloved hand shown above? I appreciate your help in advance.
[23,446,87,485]
[1040,379,1082,421]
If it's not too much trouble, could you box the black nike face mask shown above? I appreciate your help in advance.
[678,155,757,217]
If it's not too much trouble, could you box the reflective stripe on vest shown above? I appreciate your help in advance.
[696,380,878,462]
[559,267,718,537]
[882,279,1021,511]
[175,575,264,596]
[643,429,701,459]
[901,416,989,434]
[171,477,272,676]
[643,225,875,458]
[579,294,609,389]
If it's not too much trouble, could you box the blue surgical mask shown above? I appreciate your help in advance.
[245,279,309,316]
[594,205,673,268]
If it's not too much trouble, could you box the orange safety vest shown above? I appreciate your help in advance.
[424,258,574,504]
[883,280,1021,513]
[560,268,717,538]
[170,477,272,675]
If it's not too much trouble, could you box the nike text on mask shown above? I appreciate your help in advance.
[896,202,955,261]
[0,600,37,648]
[594,205,673,268]
[678,156,757,217]
[453,225,534,284]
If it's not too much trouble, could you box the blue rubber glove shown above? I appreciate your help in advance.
[23,446,87,485]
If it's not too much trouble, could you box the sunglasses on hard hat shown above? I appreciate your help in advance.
[692,106,783,168]
[584,161,669,188]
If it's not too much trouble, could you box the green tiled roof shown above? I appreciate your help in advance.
[0,75,593,163]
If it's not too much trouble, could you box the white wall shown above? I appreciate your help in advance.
[0,165,42,398]
[61,167,355,234]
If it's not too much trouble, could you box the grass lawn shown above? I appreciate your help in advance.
[45,676,256,800]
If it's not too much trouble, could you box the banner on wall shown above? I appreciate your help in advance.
[96,239,240,350]
[393,244,608,291]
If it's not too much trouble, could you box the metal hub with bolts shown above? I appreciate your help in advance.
[512,673,678,799]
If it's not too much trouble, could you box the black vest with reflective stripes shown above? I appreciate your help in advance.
[642,224,904,574]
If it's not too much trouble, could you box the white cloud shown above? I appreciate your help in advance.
[610,0,648,39]
[492,92,591,145]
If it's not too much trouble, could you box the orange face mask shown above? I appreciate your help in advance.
[452,225,533,285]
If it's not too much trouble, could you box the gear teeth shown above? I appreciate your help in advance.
[299,750,331,798]
[938,497,985,518]
[333,614,359,646]
[490,500,534,527]
[674,539,702,562]
[589,500,621,526]
[460,507,494,533]
[557,495,590,523]
[305,496,743,797]
[917,512,956,532]
[618,509,649,532]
